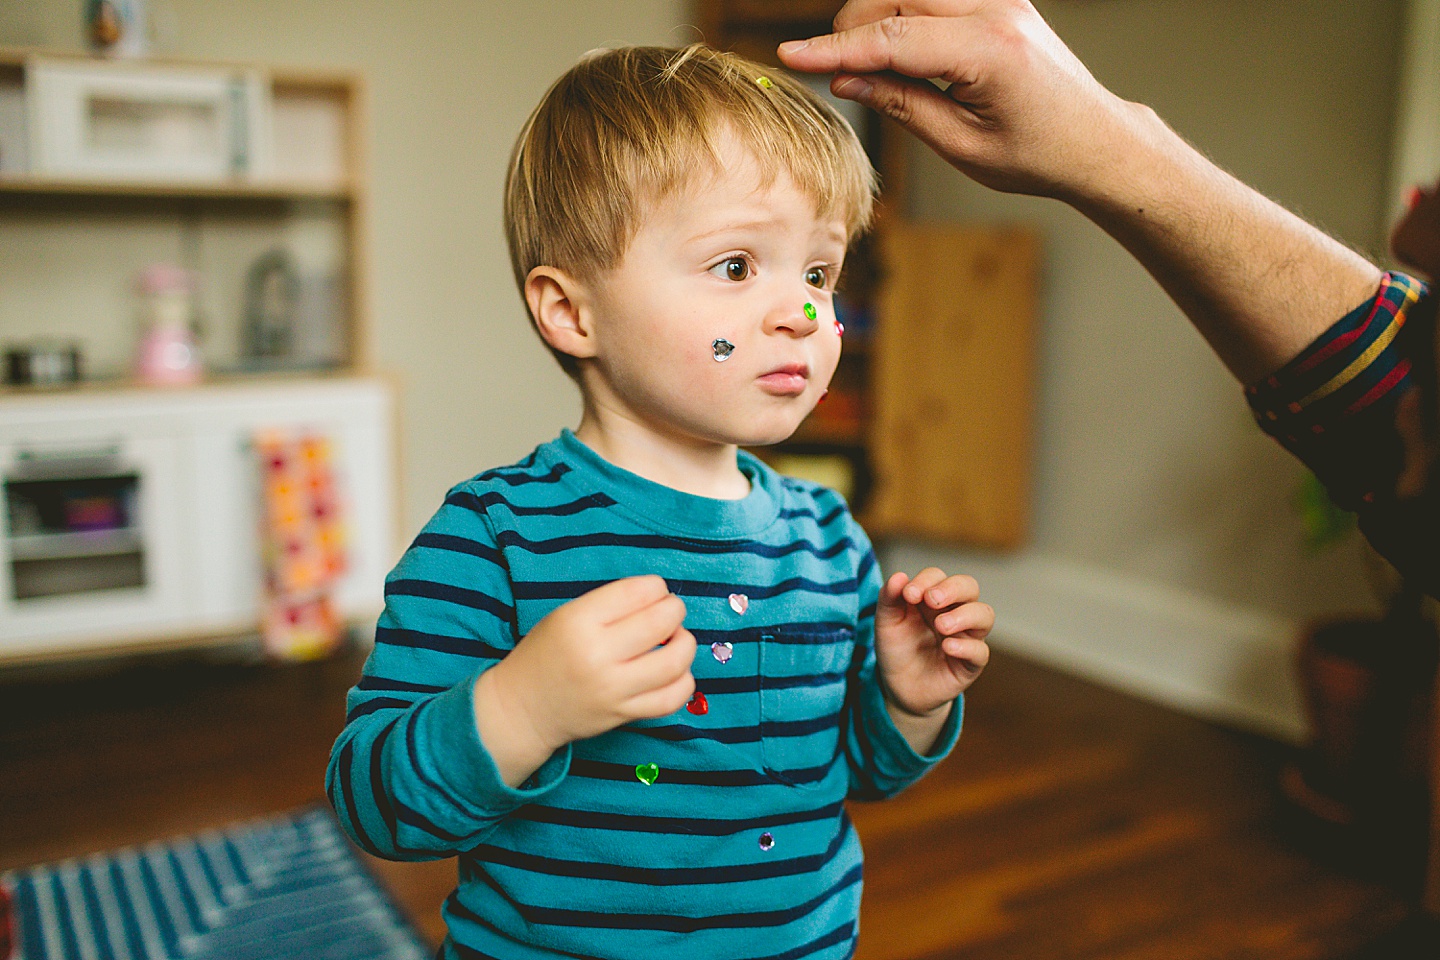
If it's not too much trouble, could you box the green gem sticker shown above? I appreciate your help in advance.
[804,302,817,320]
[635,763,659,786]
[756,76,775,90]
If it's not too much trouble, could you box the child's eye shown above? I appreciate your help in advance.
[805,266,829,289]
[711,257,751,282]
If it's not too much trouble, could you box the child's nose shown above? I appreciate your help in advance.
[766,298,820,338]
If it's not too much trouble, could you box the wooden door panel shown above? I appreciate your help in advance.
[866,224,1040,548]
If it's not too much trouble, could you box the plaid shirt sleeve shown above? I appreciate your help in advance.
[1245,272,1433,511]
[1245,271,1440,596]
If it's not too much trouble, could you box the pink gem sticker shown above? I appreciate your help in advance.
[728,593,748,615]
[711,641,733,664]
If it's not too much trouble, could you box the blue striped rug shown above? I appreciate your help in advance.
[1,807,431,960]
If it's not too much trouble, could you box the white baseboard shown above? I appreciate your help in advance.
[882,544,1309,743]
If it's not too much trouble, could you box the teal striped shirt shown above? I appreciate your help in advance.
[327,430,963,959]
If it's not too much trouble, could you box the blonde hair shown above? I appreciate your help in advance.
[504,43,877,374]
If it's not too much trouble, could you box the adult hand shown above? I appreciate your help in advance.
[777,0,1142,200]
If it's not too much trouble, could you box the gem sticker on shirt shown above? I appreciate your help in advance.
[687,691,709,715]
[758,832,775,851]
[711,641,733,664]
[728,593,748,615]
[712,338,735,362]
[635,763,659,786]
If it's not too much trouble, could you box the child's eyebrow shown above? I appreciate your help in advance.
[683,217,787,245]
[683,219,850,250]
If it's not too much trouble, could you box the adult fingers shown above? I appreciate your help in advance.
[833,0,989,33]
[567,574,674,626]
[779,15,990,85]
[834,72,992,169]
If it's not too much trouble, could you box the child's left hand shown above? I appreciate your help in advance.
[875,567,993,719]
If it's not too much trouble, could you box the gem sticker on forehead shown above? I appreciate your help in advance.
[755,76,775,90]
[804,303,817,321]
[711,338,735,362]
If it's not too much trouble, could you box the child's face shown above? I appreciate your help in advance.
[580,141,847,449]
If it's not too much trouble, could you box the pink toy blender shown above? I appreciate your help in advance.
[134,264,203,386]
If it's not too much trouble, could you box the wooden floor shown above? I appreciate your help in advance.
[1,643,1434,959]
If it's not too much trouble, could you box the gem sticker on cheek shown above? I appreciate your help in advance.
[712,338,735,362]
[803,302,817,321]
[835,320,845,336]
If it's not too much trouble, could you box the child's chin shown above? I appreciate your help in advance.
[732,425,802,448]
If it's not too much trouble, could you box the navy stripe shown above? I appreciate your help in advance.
[104,859,149,959]
[779,504,847,527]
[370,716,401,839]
[135,854,179,949]
[633,710,841,744]
[471,818,847,885]
[741,921,855,960]
[445,490,615,517]
[357,676,448,694]
[375,626,509,660]
[394,797,468,845]
[491,529,852,561]
[412,533,505,565]
[701,671,843,695]
[334,738,380,855]
[348,696,415,721]
[76,865,117,960]
[510,800,844,835]
[385,580,514,620]
[221,835,250,887]
[163,849,204,932]
[49,870,84,959]
[856,549,876,583]
[474,461,569,486]
[513,576,857,602]
[191,841,226,910]
[690,623,853,645]
[455,862,863,932]
[569,757,834,787]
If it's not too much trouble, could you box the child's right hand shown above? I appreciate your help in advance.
[473,575,696,786]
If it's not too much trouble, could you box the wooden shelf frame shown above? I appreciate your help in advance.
[0,45,375,375]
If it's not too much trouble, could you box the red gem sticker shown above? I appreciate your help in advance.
[687,691,709,715]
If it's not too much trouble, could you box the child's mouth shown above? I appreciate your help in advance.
[757,363,809,396]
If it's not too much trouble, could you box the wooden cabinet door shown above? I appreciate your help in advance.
[865,223,1040,548]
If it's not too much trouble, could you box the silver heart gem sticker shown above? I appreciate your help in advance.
[711,338,735,362]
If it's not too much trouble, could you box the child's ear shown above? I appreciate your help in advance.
[525,266,597,361]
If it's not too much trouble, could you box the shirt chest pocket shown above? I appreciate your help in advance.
[757,628,854,786]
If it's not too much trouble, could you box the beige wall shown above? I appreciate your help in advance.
[901,0,1406,622]
[0,0,688,543]
[0,0,1409,628]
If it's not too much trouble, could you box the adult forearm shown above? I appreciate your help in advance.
[1070,102,1384,384]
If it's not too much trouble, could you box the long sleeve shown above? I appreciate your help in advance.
[841,525,962,801]
[325,484,571,862]
[1245,272,1440,596]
